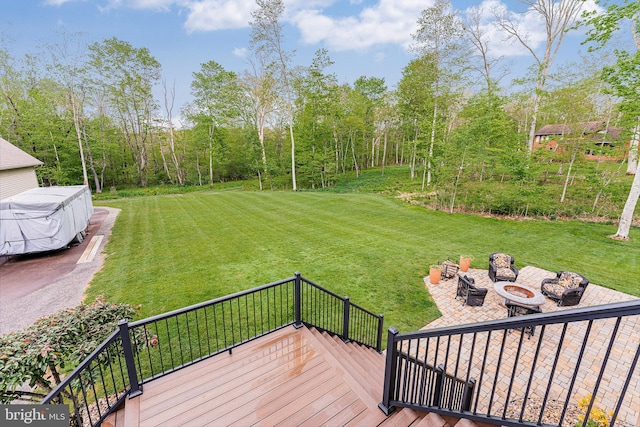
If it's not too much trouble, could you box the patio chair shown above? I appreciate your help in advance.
[456,275,488,306]
[541,271,589,306]
[505,300,542,338]
[488,252,519,282]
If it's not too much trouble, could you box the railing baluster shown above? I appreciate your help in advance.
[583,317,622,425]
[473,330,492,414]
[450,333,463,409]
[559,320,594,426]
[520,324,546,423]
[610,339,640,427]
[502,327,525,419]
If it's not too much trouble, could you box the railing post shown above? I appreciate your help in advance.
[294,272,302,328]
[342,296,350,342]
[119,319,142,398]
[376,314,384,353]
[434,364,445,408]
[462,378,476,411]
[378,327,399,416]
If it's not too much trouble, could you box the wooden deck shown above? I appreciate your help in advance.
[105,325,452,427]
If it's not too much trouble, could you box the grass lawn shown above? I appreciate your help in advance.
[87,191,639,334]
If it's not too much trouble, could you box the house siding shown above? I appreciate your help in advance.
[0,168,40,199]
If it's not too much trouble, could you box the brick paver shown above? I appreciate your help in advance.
[419,265,639,426]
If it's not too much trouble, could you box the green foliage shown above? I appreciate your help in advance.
[0,297,138,403]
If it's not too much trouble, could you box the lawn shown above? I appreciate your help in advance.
[87,191,639,334]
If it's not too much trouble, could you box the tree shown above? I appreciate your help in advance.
[186,60,241,187]
[43,32,94,190]
[250,0,298,190]
[397,55,437,180]
[241,53,278,189]
[161,79,184,185]
[496,0,586,151]
[583,0,640,240]
[88,37,161,187]
[294,49,339,188]
[412,0,468,186]
[464,5,509,93]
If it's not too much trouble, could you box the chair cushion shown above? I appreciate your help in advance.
[497,267,516,279]
[558,272,584,289]
[493,253,511,268]
[545,283,566,296]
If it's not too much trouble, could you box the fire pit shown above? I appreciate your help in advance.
[494,281,546,306]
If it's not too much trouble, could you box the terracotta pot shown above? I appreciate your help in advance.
[460,256,471,272]
[429,267,441,284]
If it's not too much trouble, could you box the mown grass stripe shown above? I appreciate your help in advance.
[89,191,639,333]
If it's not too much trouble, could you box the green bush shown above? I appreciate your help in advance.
[0,297,138,403]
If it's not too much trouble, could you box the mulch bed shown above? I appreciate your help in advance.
[496,397,633,427]
[496,397,581,425]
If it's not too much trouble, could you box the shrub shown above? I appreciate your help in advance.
[0,296,139,403]
[576,394,613,427]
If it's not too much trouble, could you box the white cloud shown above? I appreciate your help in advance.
[181,0,332,33]
[233,47,247,58]
[183,0,255,32]
[293,0,424,52]
[460,0,603,59]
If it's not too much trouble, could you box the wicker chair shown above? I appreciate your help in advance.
[456,275,488,306]
[488,252,519,282]
[506,300,542,338]
[541,271,589,306]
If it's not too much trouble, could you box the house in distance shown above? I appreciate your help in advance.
[532,121,634,161]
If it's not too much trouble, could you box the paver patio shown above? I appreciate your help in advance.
[420,265,639,426]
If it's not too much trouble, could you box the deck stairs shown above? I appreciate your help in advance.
[103,326,486,427]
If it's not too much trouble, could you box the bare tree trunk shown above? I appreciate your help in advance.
[612,123,640,240]
[164,80,184,185]
[611,164,640,240]
[626,118,639,175]
[450,149,466,213]
[208,125,215,187]
[80,123,102,193]
[381,124,388,177]
[258,106,269,180]
[560,147,578,203]
[427,100,438,185]
[159,142,173,184]
[350,132,360,177]
[70,94,89,186]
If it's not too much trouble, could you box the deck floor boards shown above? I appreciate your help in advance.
[133,326,387,427]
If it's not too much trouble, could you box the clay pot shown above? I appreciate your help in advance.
[429,266,442,284]
[460,256,471,272]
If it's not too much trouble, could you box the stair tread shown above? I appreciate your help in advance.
[308,328,385,400]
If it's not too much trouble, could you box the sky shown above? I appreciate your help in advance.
[2,0,607,124]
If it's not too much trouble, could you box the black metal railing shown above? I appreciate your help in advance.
[394,351,475,411]
[379,300,640,427]
[299,276,384,349]
[40,328,134,427]
[41,273,383,426]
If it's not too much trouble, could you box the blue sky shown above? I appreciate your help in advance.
[2,0,605,121]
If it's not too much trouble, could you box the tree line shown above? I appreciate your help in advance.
[1,0,638,237]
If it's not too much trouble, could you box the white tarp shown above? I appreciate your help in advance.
[0,185,93,255]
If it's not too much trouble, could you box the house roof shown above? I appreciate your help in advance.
[0,137,43,171]
[535,121,605,136]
